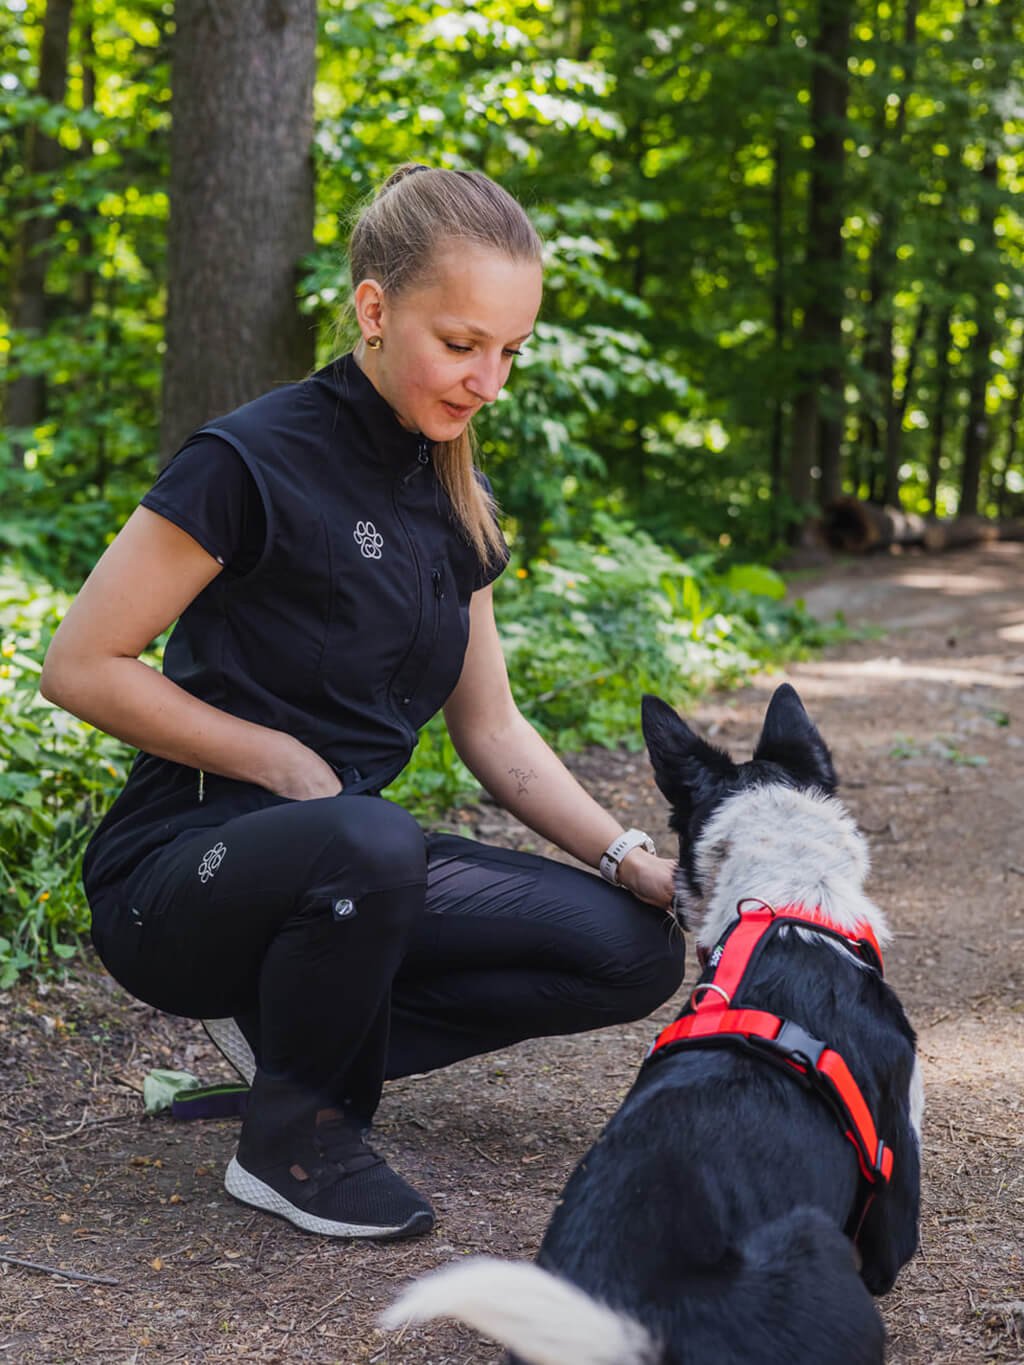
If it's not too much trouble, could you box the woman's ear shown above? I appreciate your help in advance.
[353,278,386,342]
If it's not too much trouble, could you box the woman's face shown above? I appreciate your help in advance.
[356,243,543,441]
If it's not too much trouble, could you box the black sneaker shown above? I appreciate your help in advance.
[225,1114,435,1241]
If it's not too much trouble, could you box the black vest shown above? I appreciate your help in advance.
[83,356,499,897]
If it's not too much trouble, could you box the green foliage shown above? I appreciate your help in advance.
[0,566,127,986]
[386,518,844,815]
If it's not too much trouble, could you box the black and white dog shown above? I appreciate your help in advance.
[384,685,922,1365]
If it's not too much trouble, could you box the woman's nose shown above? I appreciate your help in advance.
[465,354,505,403]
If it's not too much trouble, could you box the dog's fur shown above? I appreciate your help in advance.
[384,685,922,1365]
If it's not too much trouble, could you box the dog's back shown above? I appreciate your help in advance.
[388,1203,883,1365]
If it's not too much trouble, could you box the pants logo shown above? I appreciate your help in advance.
[198,841,227,883]
[354,520,383,559]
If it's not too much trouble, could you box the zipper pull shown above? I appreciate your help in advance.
[432,567,444,599]
[417,438,430,465]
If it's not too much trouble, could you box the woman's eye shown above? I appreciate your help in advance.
[504,348,523,358]
[445,342,472,353]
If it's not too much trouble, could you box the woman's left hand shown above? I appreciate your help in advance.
[617,849,677,913]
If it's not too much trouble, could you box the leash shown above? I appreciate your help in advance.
[645,899,892,1240]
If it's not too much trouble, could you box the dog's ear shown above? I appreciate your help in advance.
[642,695,737,813]
[753,683,837,793]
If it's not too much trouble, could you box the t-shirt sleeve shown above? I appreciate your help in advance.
[473,469,510,590]
[141,435,267,575]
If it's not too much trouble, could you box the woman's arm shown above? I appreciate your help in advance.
[443,585,674,909]
[40,507,340,801]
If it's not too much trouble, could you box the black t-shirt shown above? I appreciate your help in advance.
[142,437,266,575]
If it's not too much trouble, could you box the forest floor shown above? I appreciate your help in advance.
[1,541,1023,1365]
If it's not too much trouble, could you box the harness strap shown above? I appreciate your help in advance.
[645,899,893,1236]
[651,1007,893,1187]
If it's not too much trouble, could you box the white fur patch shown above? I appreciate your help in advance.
[908,1055,925,1146]
[687,785,891,954]
[381,1257,658,1365]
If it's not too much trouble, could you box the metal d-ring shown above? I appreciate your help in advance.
[736,897,777,917]
[690,981,732,1011]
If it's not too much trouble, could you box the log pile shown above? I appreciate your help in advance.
[823,498,1024,554]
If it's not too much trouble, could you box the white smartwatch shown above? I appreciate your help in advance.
[599,828,656,886]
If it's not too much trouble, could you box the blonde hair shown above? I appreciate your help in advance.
[346,165,542,568]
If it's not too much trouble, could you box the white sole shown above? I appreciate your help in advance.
[202,1018,257,1085]
[224,1157,432,1240]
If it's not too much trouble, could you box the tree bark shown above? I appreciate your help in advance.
[5,0,74,452]
[927,305,955,513]
[993,344,1024,518]
[768,8,787,533]
[789,0,852,519]
[878,0,919,506]
[160,0,317,465]
[959,154,998,519]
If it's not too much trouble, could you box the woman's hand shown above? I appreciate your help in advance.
[265,734,343,801]
[617,850,677,913]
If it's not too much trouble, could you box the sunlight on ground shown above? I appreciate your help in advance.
[919,1010,1024,1094]
[793,659,1023,690]
[891,571,1011,597]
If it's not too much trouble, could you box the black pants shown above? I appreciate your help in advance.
[90,795,685,1120]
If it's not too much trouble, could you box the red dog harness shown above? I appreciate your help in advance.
[646,900,893,1230]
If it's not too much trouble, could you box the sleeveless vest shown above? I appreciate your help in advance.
[83,356,499,896]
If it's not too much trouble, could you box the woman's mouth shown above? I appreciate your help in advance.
[442,400,474,419]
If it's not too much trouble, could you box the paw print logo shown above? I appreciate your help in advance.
[354,520,384,560]
[198,841,227,883]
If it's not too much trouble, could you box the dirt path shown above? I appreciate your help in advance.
[2,543,1022,1364]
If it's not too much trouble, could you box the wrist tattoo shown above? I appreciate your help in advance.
[509,766,539,798]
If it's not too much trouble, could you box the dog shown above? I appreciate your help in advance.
[383,684,922,1364]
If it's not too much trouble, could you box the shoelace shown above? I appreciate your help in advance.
[313,1118,384,1175]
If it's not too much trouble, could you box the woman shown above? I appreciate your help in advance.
[41,165,684,1242]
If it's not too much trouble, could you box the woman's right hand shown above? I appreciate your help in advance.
[41,507,345,798]
[266,734,343,801]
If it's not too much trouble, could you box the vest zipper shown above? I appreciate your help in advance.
[402,437,431,483]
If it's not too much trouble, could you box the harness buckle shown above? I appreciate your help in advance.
[771,1020,827,1069]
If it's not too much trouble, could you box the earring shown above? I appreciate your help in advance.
[367,335,383,350]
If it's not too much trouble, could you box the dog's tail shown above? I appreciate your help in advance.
[380,1256,660,1365]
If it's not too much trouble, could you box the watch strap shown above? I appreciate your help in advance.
[599,828,656,885]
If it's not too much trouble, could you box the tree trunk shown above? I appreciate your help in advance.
[789,0,852,519]
[927,306,955,513]
[5,0,74,452]
[959,155,998,518]
[768,8,787,531]
[160,0,317,465]
[876,0,919,506]
[994,344,1024,518]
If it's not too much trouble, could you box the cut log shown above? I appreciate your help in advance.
[823,499,927,552]
[921,516,1001,552]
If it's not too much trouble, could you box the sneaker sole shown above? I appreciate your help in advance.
[202,1018,257,1085]
[224,1157,434,1241]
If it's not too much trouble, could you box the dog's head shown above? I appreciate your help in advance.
[642,683,837,927]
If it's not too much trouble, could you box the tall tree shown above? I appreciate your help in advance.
[789,0,852,515]
[5,0,73,454]
[160,0,317,463]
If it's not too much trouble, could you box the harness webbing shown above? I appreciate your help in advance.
[645,901,893,1230]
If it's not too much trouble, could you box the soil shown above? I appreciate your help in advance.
[1,541,1022,1365]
